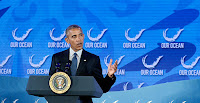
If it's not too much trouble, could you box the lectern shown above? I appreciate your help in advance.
[26,76,103,103]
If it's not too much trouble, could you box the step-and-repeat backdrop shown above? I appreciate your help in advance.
[0,0,200,102]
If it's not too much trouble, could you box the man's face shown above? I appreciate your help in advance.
[65,28,84,52]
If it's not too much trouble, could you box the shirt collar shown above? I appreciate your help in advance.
[69,47,83,58]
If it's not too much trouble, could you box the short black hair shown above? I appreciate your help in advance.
[65,24,82,37]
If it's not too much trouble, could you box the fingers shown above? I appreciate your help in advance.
[109,59,118,70]
[113,60,118,70]
[114,60,118,66]
[114,60,118,65]
[109,59,113,67]
[107,59,118,76]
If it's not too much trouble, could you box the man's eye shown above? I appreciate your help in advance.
[72,35,76,38]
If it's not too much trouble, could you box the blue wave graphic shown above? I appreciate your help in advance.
[175,0,195,10]
[62,0,79,19]
[12,2,37,22]
[120,42,196,73]
[110,0,141,17]
[0,76,46,103]
[147,9,199,30]
[154,73,189,85]
[94,79,200,103]
[111,73,189,91]
[110,82,133,91]
[0,7,10,18]
[82,8,114,56]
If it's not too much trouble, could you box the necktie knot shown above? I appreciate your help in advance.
[74,53,77,57]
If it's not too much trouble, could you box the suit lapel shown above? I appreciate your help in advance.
[63,49,70,62]
[60,49,71,75]
[76,49,87,75]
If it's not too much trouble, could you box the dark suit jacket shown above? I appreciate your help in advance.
[49,49,116,103]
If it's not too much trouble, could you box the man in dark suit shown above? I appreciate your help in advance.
[49,25,118,103]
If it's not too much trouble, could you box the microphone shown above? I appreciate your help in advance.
[65,60,72,75]
[55,63,61,72]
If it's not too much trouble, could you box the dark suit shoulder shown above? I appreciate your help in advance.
[53,49,68,57]
[83,50,99,58]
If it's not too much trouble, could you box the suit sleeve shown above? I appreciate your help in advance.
[92,56,116,93]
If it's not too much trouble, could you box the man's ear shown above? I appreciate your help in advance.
[65,38,69,44]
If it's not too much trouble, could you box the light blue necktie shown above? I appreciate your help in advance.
[71,53,77,76]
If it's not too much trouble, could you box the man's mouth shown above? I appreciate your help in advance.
[77,43,82,46]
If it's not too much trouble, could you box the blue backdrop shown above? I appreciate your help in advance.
[0,0,200,102]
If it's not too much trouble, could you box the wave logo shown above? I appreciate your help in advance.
[13,99,19,103]
[181,55,200,69]
[87,28,107,41]
[12,28,32,41]
[142,55,163,69]
[137,82,145,88]
[122,82,145,90]
[135,100,140,103]
[104,55,125,67]
[123,82,130,91]
[1,98,7,103]
[0,55,12,67]
[163,28,184,42]
[34,99,40,103]
[125,28,145,42]
[49,28,66,41]
[1,98,19,103]
[29,54,49,68]
[113,100,119,103]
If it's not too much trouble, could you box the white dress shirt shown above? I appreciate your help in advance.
[69,47,83,69]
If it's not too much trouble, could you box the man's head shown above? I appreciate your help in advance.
[65,25,84,52]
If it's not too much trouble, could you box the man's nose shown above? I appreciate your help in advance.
[76,36,81,41]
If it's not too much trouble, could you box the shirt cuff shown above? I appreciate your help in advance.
[105,74,116,81]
